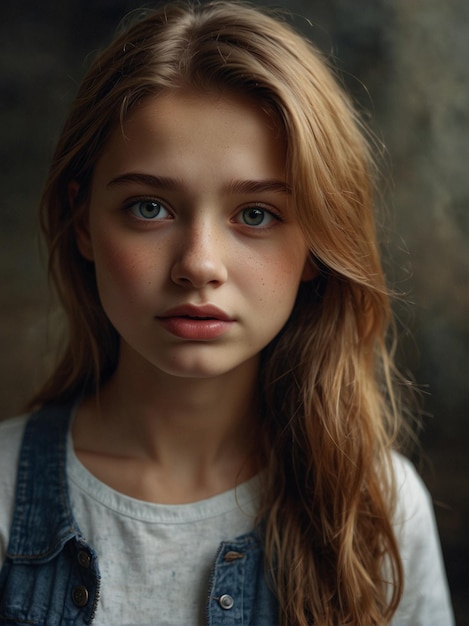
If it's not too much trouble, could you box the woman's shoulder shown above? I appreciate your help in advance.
[0,413,29,454]
[389,451,455,625]
[389,450,433,529]
[0,412,29,429]
[390,451,428,499]
[0,413,29,456]
[0,413,29,562]
[0,412,30,470]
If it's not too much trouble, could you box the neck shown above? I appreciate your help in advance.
[73,350,263,499]
[108,362,260,459]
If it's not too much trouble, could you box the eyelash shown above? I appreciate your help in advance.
[124,197,282,229]
[234,205,282,229]
[126,198,172,221]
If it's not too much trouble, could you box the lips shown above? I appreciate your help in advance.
[159,304,233,321]
[157,304,234,340]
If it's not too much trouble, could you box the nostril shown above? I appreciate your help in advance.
[170,249,228,288]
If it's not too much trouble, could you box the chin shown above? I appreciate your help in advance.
[153,352,258,382]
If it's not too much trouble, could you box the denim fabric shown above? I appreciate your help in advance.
[0,403,279,625]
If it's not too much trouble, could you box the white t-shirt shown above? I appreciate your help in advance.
[0,414,454,626]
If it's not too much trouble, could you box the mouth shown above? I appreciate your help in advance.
[184,315,216,320]
[158,304,233,322]
[157,304,234,340]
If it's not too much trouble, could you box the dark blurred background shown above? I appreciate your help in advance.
[1,0,468,621]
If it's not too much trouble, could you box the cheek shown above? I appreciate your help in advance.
[96,240,135,281]
[240,247,306,308]
[92,233,155,304]
[270,264,303,310]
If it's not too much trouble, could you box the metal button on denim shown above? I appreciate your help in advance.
[72,585,89,607]
[77,550,91,568]
[219,594,235,610]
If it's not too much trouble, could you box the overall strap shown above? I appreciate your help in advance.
[6,401,81,562]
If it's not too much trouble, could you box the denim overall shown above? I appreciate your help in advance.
[0,403,278,625]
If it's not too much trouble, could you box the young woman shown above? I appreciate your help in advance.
[0,2,453,625]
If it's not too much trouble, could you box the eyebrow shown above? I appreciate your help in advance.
[228,178,292,195]
[107,172,291,195]
[107,173,182,190]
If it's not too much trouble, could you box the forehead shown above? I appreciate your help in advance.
[93,88,287,186]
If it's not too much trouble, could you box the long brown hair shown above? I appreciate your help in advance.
[31,2,409,623]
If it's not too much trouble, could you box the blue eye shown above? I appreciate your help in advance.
[239,207,276,227]
[128,200,170,220]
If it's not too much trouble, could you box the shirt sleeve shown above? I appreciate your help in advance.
[390,453,455,626]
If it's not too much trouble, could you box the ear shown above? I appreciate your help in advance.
[70,181,94,261]
[300,254,318,282]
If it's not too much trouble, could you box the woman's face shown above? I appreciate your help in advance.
[76,89,314,383]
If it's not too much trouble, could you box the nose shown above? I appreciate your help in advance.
[170,220,228,289]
